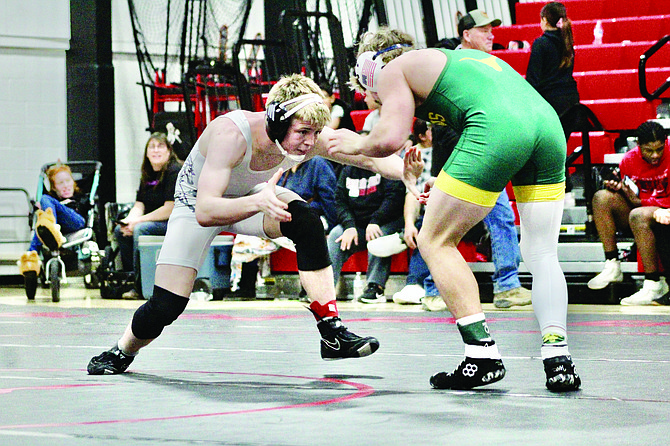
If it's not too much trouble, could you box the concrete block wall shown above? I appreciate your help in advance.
[0,0,69,258]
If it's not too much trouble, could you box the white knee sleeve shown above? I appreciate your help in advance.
[517,201,568,335]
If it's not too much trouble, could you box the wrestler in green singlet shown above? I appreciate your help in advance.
[414,48,566,206]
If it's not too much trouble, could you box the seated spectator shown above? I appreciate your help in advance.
[588,121,670,305]
[360,92,381,135]
[388,119,433,304]
[280,156,338,232]
[327,163,405,303]
[19,163,87,294]
[114,132,181,299]
[319,83,351,177]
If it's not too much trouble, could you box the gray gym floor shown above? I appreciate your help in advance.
[0,285,669,446]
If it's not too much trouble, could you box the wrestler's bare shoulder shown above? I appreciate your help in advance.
[198,110,264,158]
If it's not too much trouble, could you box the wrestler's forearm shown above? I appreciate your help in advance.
[194,195,260,227]
[362,127,407,157]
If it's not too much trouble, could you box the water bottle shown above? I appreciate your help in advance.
[353,272,365,298]
[593,20,603,45]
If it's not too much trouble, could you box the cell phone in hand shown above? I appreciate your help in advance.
[623,176,639,196]
[603,167,620,182]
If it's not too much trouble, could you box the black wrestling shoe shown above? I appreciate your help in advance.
[87,345,135,375]
[317,317,380,360]
[543,355,581,392]
[430,357,506,390]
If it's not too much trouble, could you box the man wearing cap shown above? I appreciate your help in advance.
[425,9,532,311]
[458,9,501,52]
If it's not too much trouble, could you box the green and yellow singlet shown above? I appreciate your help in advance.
[415,48,566,206]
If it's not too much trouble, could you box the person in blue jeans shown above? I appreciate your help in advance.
[19,163,88,298]
[114,132,182,299]
[391,119,433,304]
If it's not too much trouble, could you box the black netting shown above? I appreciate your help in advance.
[129,0,248,84]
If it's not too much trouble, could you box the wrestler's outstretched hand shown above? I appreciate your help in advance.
[327,128,364,157]
[403,146,423,199]
[258,168,291,222]
[418,179,434,205]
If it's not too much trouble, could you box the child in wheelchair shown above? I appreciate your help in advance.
[19,161,102,301]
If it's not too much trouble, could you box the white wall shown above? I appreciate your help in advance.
[0,0,69,257]
[0,0,69,194]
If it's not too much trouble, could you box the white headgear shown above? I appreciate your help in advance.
[354,44,412,92]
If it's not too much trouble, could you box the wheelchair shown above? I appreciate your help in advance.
[27,161,103,302]
[95,201,136,299]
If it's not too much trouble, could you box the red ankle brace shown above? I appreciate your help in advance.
[309,300,338,320]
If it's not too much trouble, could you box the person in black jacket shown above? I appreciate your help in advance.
[319,83,356,132]
[525,1,580,141]
[327,164,405,303]
[114,132,182,298]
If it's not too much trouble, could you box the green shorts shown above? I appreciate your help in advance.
[436,113,566,206]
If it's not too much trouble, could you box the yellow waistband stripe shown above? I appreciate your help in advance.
[513,183,565,202]
[434,171,499,207]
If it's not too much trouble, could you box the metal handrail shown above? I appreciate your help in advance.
[639,34,670,100]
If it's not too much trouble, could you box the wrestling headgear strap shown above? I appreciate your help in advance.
[266,93,324,162]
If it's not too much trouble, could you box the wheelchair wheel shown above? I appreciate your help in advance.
[49,260,60,302]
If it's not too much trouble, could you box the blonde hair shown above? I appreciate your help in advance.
[266,74,331,129]
[349,27,415,93]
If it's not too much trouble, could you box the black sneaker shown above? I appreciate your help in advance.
[652,291,670,306]
[543,355,581,392]
[317,316,380,360]
[87,345,135,375]
[358,283,386,304]
[430,357,506,390]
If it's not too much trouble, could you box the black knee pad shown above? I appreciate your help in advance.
[131,286,189,339]
[280,200,331,271]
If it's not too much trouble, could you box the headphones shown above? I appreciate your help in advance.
[355,43,412,92]
[265,93,324,142]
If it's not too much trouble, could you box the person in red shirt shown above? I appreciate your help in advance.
[588,121,670,305]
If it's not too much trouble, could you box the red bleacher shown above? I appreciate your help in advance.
[515,0,670,26]
[493,0,669,162]
[494,15,670,48]
[493,41,670,74]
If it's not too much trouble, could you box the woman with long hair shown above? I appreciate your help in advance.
[525,1,580,141]
[114,132,182,298]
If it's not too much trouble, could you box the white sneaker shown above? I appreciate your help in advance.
[587,259,623,290]
[392,284,425,304]
[367,233,407,257]
[620,277,669,306]
[421,295,448,312]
